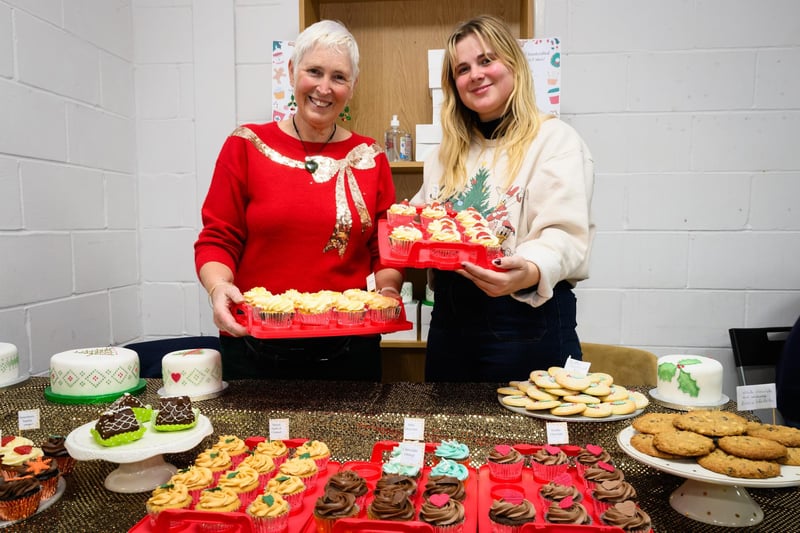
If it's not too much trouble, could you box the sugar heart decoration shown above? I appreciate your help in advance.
[1,435,13,446]
[171,372,182,383]
[598,461,614,472]
[615,500,637,517]
[429,494,450,507]
[586,444,603,456]
[601,479,621,489]
[505,493,524,505]
[559,496,574,509]
[14,445,32,455]
[553,473,573,486]
[544,444,561,455]
[494,444,511,455]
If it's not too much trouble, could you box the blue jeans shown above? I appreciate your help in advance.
[425,271,581,382]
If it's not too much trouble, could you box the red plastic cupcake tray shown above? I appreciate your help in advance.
[233,301,412,339]
[377,220,501,271]
[132,509,255,533]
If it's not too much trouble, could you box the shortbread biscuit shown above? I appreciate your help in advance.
[501,395,534,408]
[497,386,522,396]
[630,433,681,460]
[525,385,559,401]
[554,372,592,391]
[603,385,630,402]
[563,393,602,404]
[525,399,561,411]
[582,403,613,418]
[582,382,612,397]
[697,449,781,479]
[746,423,800,447]
[608,399,637,416]
[673,410,748,437]
[629,391,650,410]
[531,373,561,389]
[545,387,581,397]
[632,413,680,435]
[653,429,715,457]
[550,402,586,416]
[717,435,787,461]
[587,372,614,385]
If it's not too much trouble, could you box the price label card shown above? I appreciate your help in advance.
[546,421,569,444]
[403,417,425,442]
[19,409,40,431]
[564,356,591,377]
[366,273,377,292]
[269,418,290,440]
[736,384,777,411]
[397,441,426,468]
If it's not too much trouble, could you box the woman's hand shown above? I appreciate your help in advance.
[209,282,249,336]
[457,256,540,297]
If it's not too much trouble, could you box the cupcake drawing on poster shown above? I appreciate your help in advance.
[519,37,561,116]
[272,40,295,123]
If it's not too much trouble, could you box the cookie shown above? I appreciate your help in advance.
[778,447,800,466]
[554,372,592,391]
[582,382,612,397]
[525,399,561,411]
[746,423,800,447]
[545,387,581,397]
[582,402,613,418]
[673,410,749,437]
[497,386,522,396]
[587,372,614,386]
[531,373,561,389]
[653,429,716,457]
[547,366,566,376]
[525,385,559,401]
[697,448,781,479]
[501,395,534,408]
[629,391,650,410]
[630,432,681,460]
[608,399,637,416]
[717,435,787,461]
[550,402,586,416]
[515,380,533,392]
[603,385,630,402]
[632,413,680,435]
[563,393,602,404]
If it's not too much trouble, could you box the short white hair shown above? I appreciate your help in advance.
[291,20,360,80]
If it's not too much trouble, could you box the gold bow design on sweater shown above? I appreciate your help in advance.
[232,126,378,257]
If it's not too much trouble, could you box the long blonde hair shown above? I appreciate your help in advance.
[437,15,548,199]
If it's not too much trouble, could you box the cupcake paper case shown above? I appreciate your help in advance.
[14,456,59,500]
[247,492,290,533]
[41,435,76,476]
[0,475,42,522]
[487,444,524,481]
[313,487,359,533]
[489,497,537,533]
[419,493,465,533]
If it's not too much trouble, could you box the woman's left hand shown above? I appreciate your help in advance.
[457,256,540,297]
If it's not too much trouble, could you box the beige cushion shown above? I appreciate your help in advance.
[580,342,658,387]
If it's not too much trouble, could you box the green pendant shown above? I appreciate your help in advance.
[305,158,318,173]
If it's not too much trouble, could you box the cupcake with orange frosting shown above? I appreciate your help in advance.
[212,435,249,468]
[295,440,331,473]
[195,486,243,513]
[168,465,214,506]
[145,483,193,526]
[216,464,261,508]
[254,440,290,467]
[239,452,277,491]
[194,448,233,483]
[265,474,307,513]
[279,455,319,489]
[247,492,291,533]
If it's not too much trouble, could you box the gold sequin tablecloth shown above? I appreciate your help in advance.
[1,377,798,532]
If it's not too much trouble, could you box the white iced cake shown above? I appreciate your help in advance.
[656,355,723,405]
[161,348,223,397]
[49,347,140,397]
[0,342,20,383]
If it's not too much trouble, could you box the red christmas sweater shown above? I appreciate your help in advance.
[195,121,397,295]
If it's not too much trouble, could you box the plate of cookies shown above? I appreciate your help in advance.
[497,367,648,422]
[618,411,800,488]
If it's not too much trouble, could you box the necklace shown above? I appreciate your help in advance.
[292,115,336,173]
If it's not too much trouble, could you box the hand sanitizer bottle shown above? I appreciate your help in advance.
[384,115,400,162]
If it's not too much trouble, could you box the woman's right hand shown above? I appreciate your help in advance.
[209,283,249,336]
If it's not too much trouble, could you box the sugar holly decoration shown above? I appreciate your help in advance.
[658,358,703,397]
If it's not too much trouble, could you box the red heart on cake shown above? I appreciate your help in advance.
[494,444,511,455]
[171,372,181,383]
[1,435,13,446]
[586,444,603,456]
[615,501,637,517]
[14,445,32,455]
[559,496,574,509]
[429,494,450,507]
[544,444,561,455]
[598,461,614,472]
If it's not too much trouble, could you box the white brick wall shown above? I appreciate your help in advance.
[0,0,798,396]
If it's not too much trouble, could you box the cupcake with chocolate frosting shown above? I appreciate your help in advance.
[41,435,76,476]
[313,487,359,533]
[544,495,591,525]
[0,475,42,521]
[539,472,582,505]
[487,444,524,480]
[367,486,415,521]
[423,475,466,502]
[591,479,638,515]
[419,493,465,532]
[489,497,537,533]
[531,445,569,482]
[574,444,613,476]
[581,460,624,490]
[601,500,652,533]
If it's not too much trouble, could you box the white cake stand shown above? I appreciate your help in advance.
[617,426,800,527]
[65,413,213,493]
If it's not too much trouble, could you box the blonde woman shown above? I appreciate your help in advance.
[412,15,595,381]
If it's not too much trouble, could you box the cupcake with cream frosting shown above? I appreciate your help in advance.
[430,459,469,484]
[420,202,449,228]
[239,452,276,491]
[434,440,470,466]
[194,448,232,483]
[251,293,295,328]
[387,200,417,226]
[333,296,367,326]
[295,292,334,326]
[389,224,423,256]
[295,440,331,472]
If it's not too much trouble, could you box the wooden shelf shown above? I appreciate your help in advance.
[380,340,426,349]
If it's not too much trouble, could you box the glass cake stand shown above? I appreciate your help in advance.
[65,412,212,493]
[617,425,800,527]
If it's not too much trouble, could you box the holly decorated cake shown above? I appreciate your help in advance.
[161,348,223,397]
[48,346,140,400]
[656,355,724,406]
[0,342,20,384]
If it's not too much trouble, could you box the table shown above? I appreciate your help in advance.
[1,377,798,532]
